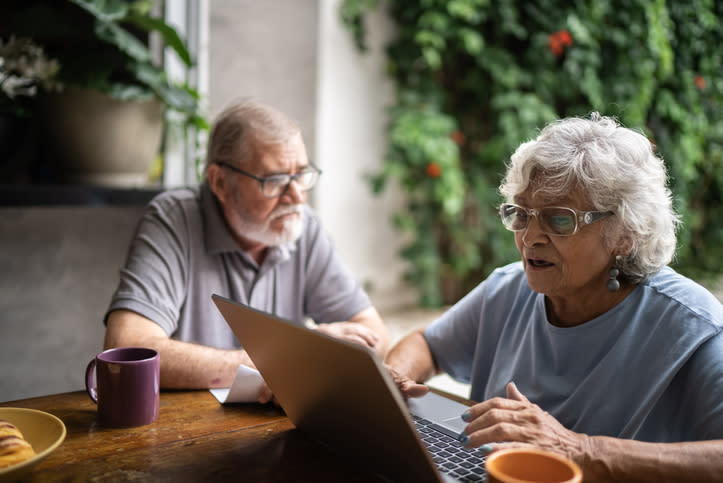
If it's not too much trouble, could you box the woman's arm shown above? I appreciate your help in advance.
[580,434,723,482]
[461,382,723,482]
[382,328,440,398]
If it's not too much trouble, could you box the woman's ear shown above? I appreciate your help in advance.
[616,235,633,258]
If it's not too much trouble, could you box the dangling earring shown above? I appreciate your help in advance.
[607,256,621,292]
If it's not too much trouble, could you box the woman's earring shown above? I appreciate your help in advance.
[607,256,621,292]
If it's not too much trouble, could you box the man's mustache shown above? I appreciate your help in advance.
[269,205,303,220]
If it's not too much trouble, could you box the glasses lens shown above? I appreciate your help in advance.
[262,175,290,197]
[296,170,319,190]
[540,207,577,235]
[501,204,529,231]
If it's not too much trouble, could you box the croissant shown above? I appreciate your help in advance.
[0,420,36,468]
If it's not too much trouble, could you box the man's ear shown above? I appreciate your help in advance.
[207,163,228,204]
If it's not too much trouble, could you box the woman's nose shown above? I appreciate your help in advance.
[521,215,548,246]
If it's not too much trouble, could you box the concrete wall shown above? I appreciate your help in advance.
[208,1,319,158]
[0,207,144,401]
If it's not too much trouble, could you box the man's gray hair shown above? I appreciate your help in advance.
[204,98,301,174]
[499,112,680,282]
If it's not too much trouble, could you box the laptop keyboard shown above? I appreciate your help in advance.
[413,415,487,482]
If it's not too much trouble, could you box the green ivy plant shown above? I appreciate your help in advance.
[341,0,722,307]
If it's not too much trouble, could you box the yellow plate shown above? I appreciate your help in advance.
[0,408,66,481]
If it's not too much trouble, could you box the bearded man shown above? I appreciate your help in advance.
[103,99,389,401]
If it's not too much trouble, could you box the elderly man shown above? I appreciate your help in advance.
[104,99,389,400]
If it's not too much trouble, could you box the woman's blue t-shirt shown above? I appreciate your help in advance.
[425,262,723,442]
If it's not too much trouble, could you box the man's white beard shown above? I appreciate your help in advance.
[240,205,304,246]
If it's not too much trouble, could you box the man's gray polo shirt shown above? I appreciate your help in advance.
[105,183,371,349]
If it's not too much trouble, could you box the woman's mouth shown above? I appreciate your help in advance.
[527,258,554,268]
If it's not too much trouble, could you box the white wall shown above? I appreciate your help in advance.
[209,0,412,310]
[315,0,412,309]
[208,1,319,155]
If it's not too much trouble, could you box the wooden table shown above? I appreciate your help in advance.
[1,389,393,482]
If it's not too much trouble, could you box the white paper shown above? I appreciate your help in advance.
[209,365,264,403]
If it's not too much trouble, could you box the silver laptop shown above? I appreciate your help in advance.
[212,294,487,483]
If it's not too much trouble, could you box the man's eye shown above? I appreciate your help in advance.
[266,175,288,186]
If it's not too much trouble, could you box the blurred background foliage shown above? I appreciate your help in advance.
[341,0,722,307]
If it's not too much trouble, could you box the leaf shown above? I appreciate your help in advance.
[94,20,152,63]
[127,12,192,66]
[69,0,128,22]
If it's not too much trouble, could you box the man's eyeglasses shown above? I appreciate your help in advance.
[500,203,614,236]
[216,161,322,198]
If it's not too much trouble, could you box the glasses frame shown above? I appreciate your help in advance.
[500,203,614,236]
[216,161,322,198]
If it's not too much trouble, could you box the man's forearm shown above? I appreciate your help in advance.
[349,306,391,357]
[152,337,255,388]
[105,309,255,389]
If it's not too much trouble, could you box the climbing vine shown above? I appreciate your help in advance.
[342,0,722,306]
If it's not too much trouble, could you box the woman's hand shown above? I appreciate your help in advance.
[385,364,430,400]
[460,382,586,462]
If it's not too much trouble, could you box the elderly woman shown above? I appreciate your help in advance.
[387,113,723,482]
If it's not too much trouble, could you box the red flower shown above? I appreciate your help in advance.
[426,162,442,178]
[548,35,563,57]
[558,30,573,47]
[695,75,706,90]
[450,130,466,146]
[548,30,573,57]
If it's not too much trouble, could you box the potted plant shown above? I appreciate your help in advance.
[0,35,60,181]
[0,0,207,186]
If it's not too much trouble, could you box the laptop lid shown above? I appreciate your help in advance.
[211,294,447,483]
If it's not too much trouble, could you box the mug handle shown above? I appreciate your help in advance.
[85,358,98,403]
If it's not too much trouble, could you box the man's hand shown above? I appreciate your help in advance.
[257,381,278,405]
[385,364,430,400]
[315,321,381,350]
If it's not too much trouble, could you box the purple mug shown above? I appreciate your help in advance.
[85,347,160,427]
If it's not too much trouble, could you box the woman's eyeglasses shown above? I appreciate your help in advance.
[500,203,614,236]
[216,161,322,198]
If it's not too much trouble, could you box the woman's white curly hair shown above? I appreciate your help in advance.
[499,112,680,282]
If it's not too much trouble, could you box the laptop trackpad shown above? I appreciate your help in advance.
[407,391,468,434]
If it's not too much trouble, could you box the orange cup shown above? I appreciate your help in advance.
[485,448,582,483]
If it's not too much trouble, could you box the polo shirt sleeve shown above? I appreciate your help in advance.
[104,192,191,335]
[300,210,371,324]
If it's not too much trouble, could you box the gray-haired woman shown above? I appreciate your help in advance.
[387,113,723,481]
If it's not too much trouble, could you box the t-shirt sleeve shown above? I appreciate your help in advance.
[424,263,526,386]
[676,331,723,440]
[424,281,487,383]
[301,211,371,324]
[104,195,190,335]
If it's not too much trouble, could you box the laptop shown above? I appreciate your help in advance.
[211,294,487,482]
